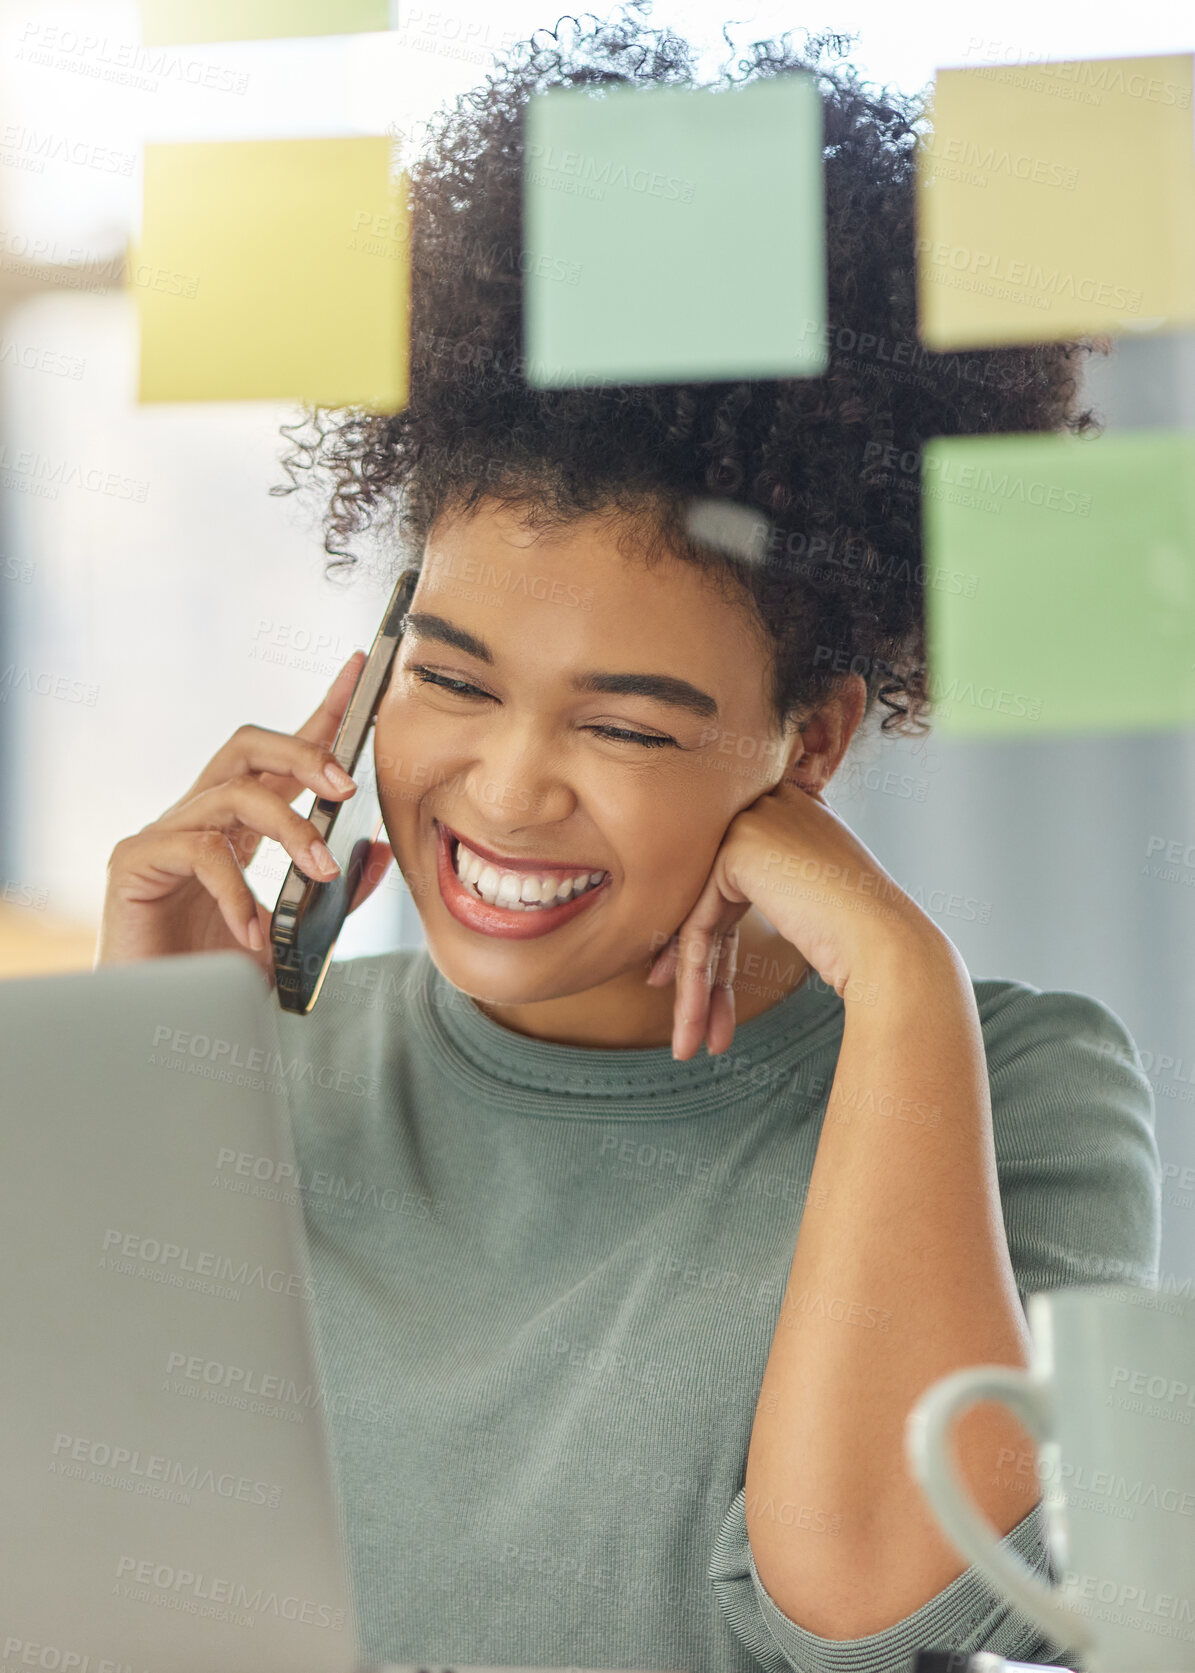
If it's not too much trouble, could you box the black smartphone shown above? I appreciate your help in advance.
[270,568,418,1014]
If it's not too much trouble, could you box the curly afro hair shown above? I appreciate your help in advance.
[273,2,1101,742]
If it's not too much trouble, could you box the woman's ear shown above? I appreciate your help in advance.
[782,677,867,794]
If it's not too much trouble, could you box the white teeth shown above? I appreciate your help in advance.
[450,835,605,912]
[494,873,521,908]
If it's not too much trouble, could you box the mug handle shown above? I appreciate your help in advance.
[905,1365,1097,1657]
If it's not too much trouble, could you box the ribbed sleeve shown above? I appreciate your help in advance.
[710,1491,1073,1673]
[708,983,1161,1673]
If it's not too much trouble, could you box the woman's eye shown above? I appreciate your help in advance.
[411,667,491,699]
[411,667,675,748]
[587,726,676,749]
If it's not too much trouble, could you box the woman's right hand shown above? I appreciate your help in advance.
[96,651,394,978]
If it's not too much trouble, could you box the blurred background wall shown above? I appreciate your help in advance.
[1,0,1191,1286]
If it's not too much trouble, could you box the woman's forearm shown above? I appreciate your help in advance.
[744,919,1039,1639]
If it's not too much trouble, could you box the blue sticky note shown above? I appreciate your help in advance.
[524,75,827,385]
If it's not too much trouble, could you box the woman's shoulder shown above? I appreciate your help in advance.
[970,975,1148,1094]
[273,947,431,1055]
[970,977,1162,1292]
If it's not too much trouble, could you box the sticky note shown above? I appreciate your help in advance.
[917,53,1195,349]
[135,136,408,408]
[139,0,391,43]
[524,75,827,384]
[922,431,1195,737]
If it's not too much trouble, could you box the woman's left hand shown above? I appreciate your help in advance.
[646,773,925,1060]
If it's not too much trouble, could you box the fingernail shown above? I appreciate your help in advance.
[247,919,264,951]
[308,839,339,876]
[332,652,363,685]
[324,761,356,793]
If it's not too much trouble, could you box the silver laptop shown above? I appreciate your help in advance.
[0,947,394,1673]
[0,950,659,1673]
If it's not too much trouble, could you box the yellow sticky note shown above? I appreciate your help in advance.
[917,53,1195,348]
[135,136,408,408]
[139,0,390,44]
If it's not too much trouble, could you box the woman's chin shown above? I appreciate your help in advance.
[422,936,601,1009]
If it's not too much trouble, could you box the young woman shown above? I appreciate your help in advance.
[98,14,1161,1673]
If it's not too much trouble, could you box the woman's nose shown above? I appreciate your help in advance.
[460,725,576,827]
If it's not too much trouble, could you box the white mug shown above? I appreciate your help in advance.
[906,1283,1195,1672]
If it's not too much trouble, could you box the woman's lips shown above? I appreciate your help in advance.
[433,820,609,941]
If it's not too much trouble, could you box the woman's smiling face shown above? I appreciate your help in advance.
[374,497,804,1016]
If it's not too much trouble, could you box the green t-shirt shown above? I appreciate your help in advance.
[275,948,1161,1673]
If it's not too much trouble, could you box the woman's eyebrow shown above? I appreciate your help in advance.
[572,671,718,720]
[404,612,490,661]
[403,611,720,720]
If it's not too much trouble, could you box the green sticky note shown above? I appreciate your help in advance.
[923,432,1195,737]
[139,0,391,43]
[524,75,827,385]
[135,136,409,408]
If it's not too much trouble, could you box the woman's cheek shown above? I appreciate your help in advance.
[374,708,444,800]
[622,814,714,907]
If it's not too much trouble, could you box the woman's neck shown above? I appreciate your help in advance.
[472,908,811,1050]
